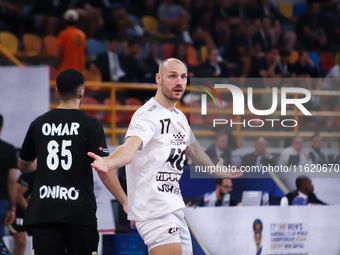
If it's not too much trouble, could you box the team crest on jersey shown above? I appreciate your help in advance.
[170,132,187,145]
[176,121,186,132]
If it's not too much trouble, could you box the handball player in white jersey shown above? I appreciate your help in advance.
[88,58,242,255]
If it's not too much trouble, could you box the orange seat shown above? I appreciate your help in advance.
[81,96,100,119]
[48,65,58,81]
[187,46,200,66]
[44,35,58,56]
[23,33,42,56]
[289,50,298,64]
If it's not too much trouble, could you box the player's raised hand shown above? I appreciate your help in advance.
[88,152,108,173]
[216,158,243,179]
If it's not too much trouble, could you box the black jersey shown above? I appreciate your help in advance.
[0,139,17,200]
[19,109,109,227]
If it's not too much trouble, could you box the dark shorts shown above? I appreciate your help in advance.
[9,215,26,233]
[31,223,99,255]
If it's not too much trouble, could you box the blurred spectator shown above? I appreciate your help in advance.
[253,17,273,54]
[330,138,340,164]
[144,41,163,83]
[278,49,294,77]
[257,47,282,78]
[0,114,17,247]
[253,0,285,23]
[278,135,312,167]
[31,0,69,35]
[73,0,107,38]
[94,36,128,82]
[309,132,327,164]
[199,48,229,78]
[9,171,36,255]
[310,0,340,48]
[227,0,253,34]
[296,1,328,51]
[223,22,256,77]
[107,7,144,40]
[123,39,150,83]
[0,1,34,34]
[201,179,240,207]
[157,0,216,49]
[291,50,319,78]
[286,175,327,205]
[242,137,276,168]
[321,55,340,110]
[205,130,232,166]
[57,9,86,74]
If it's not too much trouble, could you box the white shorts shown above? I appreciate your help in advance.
[135,209,193,254]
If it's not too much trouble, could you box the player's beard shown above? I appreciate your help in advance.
[161,81,183,103]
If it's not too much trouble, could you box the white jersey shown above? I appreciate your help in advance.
[125,98,194,221]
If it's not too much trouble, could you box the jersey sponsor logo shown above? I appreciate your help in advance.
[42,122,80,136]
[98,147,109,153]
[156,172,182,182]
[39,185,79,201]
[176,121,187,132]
[147,104,157,112]
[170,132,187,145]
[166,148,186,171]
[128,123,147,133]
[157,184,180,194]
[168,227,180,235]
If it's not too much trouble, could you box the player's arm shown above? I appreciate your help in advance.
[17,184,29,211]
[186,140,243,179]
[88,136,142,173]
[5,168,17,225]
[18,159,37,173]
[98,170,128,213]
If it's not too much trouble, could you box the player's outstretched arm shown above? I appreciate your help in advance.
[187,140,243,179]
[88,136,142,173]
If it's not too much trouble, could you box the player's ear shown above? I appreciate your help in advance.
[156,73,161,86]
[79,88,84,99]
[55,87,59,96]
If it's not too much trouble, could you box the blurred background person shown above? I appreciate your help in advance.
[9,172,36,255]
[278,135,312,167]
[309,132,327,165]
[0,114,17,249]
[202,178,241,207]
[242,137,276,168]
[57,9,86,74]
[286,176,327,205]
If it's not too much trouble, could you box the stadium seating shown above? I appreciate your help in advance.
[81,96,101,119]
[289,50,298,64]
[187,46,200,66]
[278,2,293,19]
[319,52,334,71]
[309,51,319,67]
[86,38,105,57]
[293,3,307,18]
[103,98,123,124]
[43,35,58,57]
[163,42,175,59]
[23,33,42,56]
[0,31,19,54]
